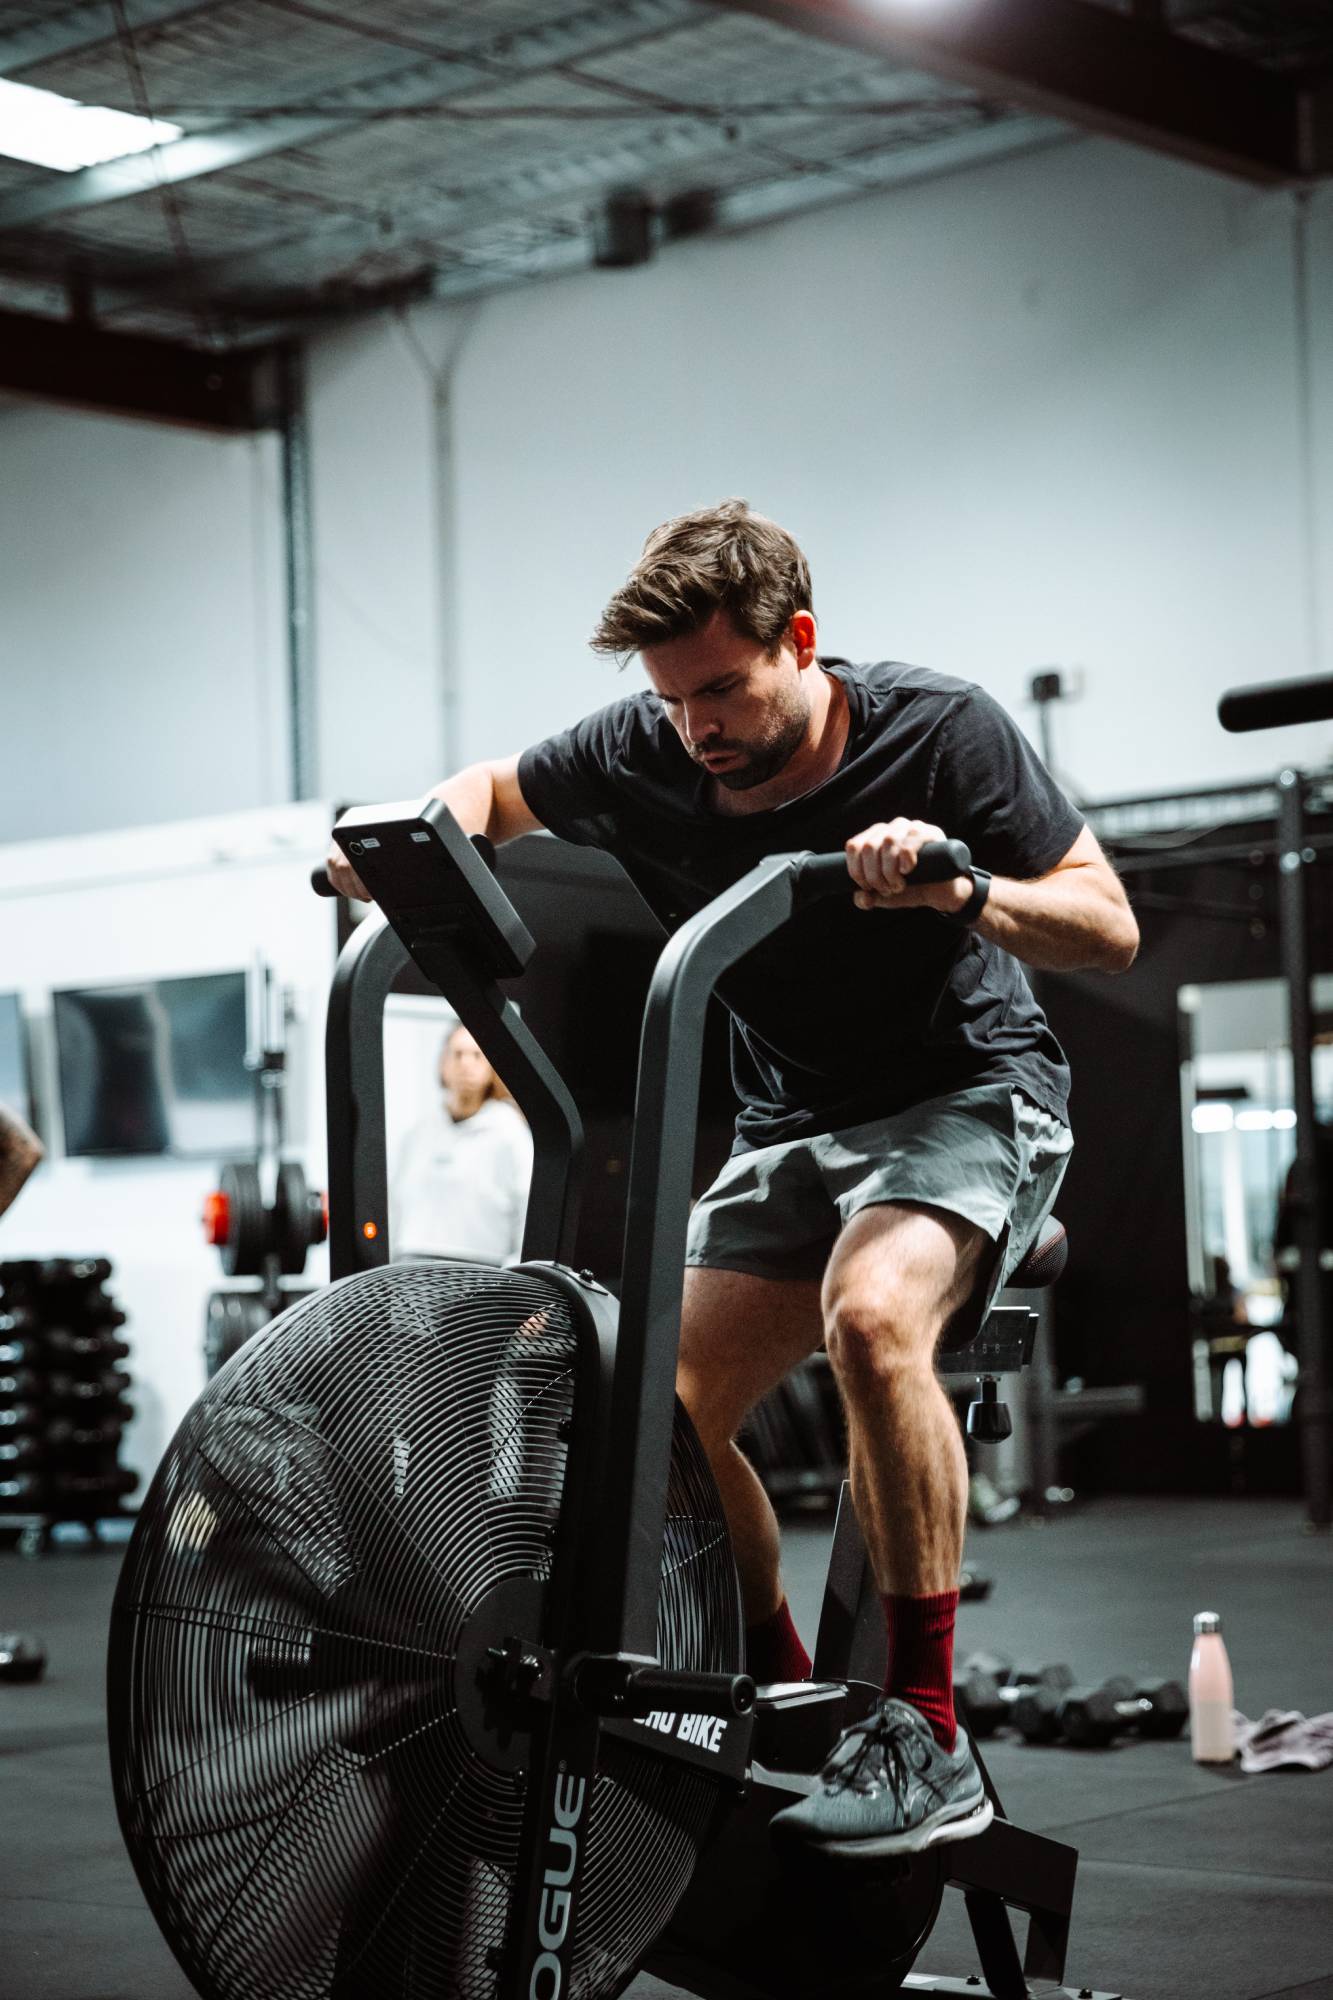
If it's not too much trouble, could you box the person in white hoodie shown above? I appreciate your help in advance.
[390,1025,533,1264]
[0,1103,42,1222]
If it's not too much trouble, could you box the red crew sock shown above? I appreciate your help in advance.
[882,1590,959,1751]
[745,1598,812,1685]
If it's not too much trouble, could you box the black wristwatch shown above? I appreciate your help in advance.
[944,867,992,927]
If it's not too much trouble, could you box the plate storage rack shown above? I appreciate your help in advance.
[0,1259,138,1555]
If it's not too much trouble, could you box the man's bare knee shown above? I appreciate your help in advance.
[823,1284,932,1392]
[821,1203,989,1379]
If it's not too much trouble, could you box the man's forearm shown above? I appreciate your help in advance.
[972,868,1138,974]
[325,758,536,902]
[428,755,541,847]
[429,763,499,840]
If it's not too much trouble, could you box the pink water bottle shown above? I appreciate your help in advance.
[1189,1611,1235,1763]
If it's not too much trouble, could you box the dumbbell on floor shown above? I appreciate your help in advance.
[1014,1674,1188,1747]
[1013,1676,1128,1745]
[1058,1677,1188,1747]
[0,1632,46,1684]
[954,1654,1074,1738]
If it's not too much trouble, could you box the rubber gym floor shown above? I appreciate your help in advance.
[2,1495,1329,2000]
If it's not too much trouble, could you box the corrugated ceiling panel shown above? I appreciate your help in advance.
[206,67,679,197]
[353,0,600,41]
[0,156,46,198]
[572,8,917,99]
[16,0,391,116]
[6,0,1316,338]
[0,2,59,35]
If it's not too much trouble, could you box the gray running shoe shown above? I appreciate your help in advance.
[771,1697,993,1858]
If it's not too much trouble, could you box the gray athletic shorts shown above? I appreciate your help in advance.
[685,1083,1073,1300]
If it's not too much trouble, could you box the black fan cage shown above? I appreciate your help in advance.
[108,1261,741,2000]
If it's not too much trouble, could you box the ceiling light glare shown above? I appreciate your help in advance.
[1234,1108,1276,1132]
[1192,1103,1235,1134]
[0,77,181,173]
[1272,1108,1298,1130]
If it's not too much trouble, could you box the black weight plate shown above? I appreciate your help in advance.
[272,1163,311,1277]
[219,1164,265,1279]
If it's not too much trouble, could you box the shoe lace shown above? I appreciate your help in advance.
[826,1708,941,1803]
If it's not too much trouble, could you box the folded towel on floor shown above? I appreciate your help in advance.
[1233,1708,1333,1773]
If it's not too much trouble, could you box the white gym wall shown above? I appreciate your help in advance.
[305,320,452,808]
[0,404,288,844]
[416,138,1333,801]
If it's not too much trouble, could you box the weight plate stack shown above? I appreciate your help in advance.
[0,1260,137,1535]
[110,1260,742,2000]
[0,1279,43,1527]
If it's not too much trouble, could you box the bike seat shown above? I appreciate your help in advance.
[937,1215,1067,1357]
[1006,1214,1067,1290]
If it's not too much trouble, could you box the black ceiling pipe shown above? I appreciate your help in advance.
[593,192,656,268]
[660,189,719,242]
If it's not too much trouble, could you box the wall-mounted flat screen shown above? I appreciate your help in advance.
[0,993,31,1126]
[54,972,251,1159]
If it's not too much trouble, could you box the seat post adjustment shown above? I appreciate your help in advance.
[967,1375,1012,1442]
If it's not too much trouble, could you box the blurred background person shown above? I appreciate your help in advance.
[0,1103,43,1223]
[390,1025,532,1263]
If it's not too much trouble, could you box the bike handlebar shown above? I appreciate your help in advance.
[792,837,972,900]
[311,839,973,906]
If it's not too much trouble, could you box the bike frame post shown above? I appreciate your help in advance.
[324,914,402,1279]
[588,854,823,1658]
[1277,768,1332,1529]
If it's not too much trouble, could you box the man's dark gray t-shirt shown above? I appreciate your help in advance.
[517,661,1084,1153]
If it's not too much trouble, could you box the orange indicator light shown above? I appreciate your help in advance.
[362,1220,379,1240]
[202,1190,231,1246]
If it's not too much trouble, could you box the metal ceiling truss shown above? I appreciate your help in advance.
[0,0,213,76]
[707,0,1329,185]
[0,0,1327,347]
[0,0,703,230]
[93,70,1034,312]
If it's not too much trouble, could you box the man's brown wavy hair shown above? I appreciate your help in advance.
[591,498,813,659]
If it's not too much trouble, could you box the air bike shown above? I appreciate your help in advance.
[108,799,1119,2000]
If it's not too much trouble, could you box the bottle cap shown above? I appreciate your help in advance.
[1193,1610,1222,1635]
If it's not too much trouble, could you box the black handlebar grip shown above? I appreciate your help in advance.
[1218,673,1333,733]
[620,1667,757,1719]
[794,852,859,896]
[794,837,972,902]
[913,837,973,883]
